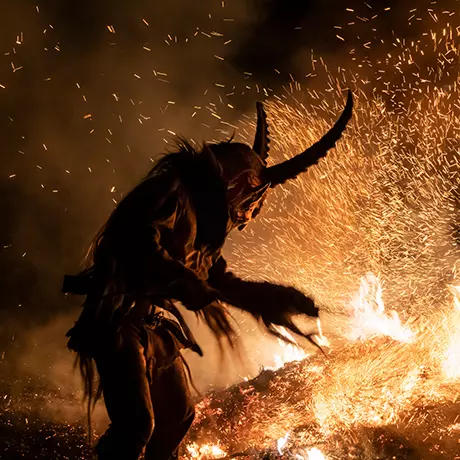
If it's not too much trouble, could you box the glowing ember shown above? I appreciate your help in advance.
[186,442,226,459]
[347,273,414,343]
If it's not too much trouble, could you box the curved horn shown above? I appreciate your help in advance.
[265,90,353,187]
[252,101,270,164]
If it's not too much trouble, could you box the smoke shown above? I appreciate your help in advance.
[0,2,251,333]
[0,0,311,429]
[2,0,459,435]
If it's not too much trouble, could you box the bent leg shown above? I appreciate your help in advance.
[144,356,195,460]
[95,325,154,460]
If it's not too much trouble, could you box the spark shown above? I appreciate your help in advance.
[184,8,460,458]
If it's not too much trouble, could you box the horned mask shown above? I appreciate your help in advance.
[207,90,354,229]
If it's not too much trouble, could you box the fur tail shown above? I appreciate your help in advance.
[73,351,103,447]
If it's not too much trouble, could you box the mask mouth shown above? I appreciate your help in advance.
[229,182,270,229]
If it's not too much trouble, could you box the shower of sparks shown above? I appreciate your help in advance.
[3,2,460,460]
[183,5,460,459]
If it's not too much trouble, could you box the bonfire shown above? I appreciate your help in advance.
[184,275,460,459]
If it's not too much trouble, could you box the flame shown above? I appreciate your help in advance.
[186,442,227,459]
[306,447,327,460]
[268,321,330,371]
[268,327,308,371]
[182,7,460,457]
[347,273,414,343]
[276,431,290,455]
[189,277,460,457]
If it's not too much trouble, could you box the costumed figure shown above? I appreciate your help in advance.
[63,91,353,460]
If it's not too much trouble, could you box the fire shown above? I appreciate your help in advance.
[276,431,290,455]
[273,340,307,371]
[266,321,330,372]
[347,273,414,343]
[267,328,308,371]
[306,447,326,460]
[185,442,226,459]
[188,276,460,457]
[184,4,460,458]
[186,271,460,458]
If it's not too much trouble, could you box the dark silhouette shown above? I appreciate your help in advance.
[63,91,353,460]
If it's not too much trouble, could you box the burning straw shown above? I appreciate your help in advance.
[185,275,460,459]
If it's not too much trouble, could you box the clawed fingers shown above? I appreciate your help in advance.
[265,318,325,356]
[201,303,238,349]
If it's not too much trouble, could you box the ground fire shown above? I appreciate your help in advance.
[182,274,460,459]
[4,272,459,459]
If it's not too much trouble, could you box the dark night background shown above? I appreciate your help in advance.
[0,0,457,400]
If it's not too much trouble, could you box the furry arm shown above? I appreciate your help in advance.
[208,256,319,318]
